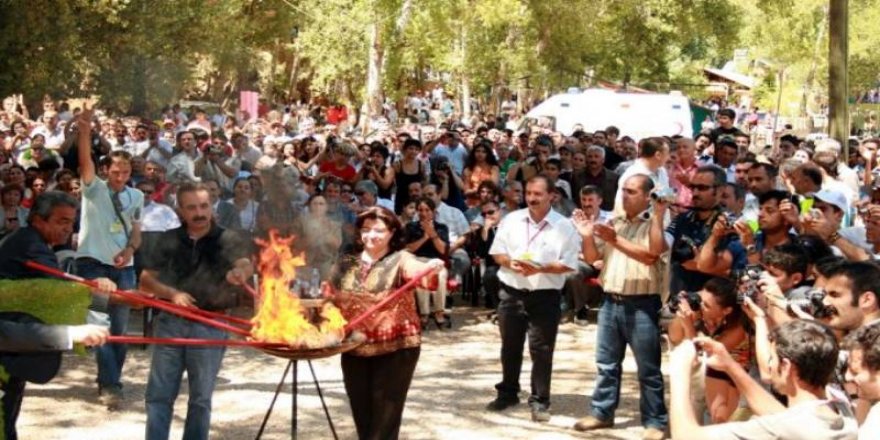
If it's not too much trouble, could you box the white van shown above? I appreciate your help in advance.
[524,88,695,140]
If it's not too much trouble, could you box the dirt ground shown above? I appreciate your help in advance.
[18,307,667,440]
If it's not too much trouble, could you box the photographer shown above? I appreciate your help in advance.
[669,320,858,440]
[195,134,240,193]
[668,165,746,294]
[355,144,395,200]
[734,190,799,265]
[667,278,750,423]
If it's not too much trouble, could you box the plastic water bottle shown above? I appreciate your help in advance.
[308,268,321,298]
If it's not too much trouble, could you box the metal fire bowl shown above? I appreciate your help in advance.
[259,336,364,361]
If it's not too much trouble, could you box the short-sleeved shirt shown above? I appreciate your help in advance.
[141,224,253,311]
[703,400,857,440]
[666,208,746,294]
[404,221,449,259]
[432,143,468,176]
[596,213,670,296]
[319,161,357,183]
[77,179,144,266]
[489,208,580,291]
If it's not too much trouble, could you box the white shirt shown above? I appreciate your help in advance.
[435,202,469,242]
[613,159,671,216]
[141,202,181,232]
[861,402,880,440]
[489,208,580,290]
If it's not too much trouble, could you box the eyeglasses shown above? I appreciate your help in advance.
[482,209,497,216]
[354,191,366,196]
[341,188,352,193]
[688,184,715,191]
[6,217,18,222]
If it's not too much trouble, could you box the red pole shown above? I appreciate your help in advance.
[25,261,252,337]
[343,266,437,334]
[107,335,283,348]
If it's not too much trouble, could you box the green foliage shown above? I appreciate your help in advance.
[0,278,92,326]
[0,0,878,116]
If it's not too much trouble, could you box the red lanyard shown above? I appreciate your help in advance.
[526,219,548,251]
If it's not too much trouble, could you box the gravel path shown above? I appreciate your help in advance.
[18,307,667,439]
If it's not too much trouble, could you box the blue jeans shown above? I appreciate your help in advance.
[589,295,667,429]
[145,313,227,440]
[75,258,136,389]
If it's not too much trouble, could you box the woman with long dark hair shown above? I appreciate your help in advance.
[668,277,750,423]
[331,207,442,439]
[462,139,500,199]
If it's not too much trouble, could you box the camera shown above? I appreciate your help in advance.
[650,187,677,204]
[666,290,702,314]
[787,288,833,319]
[671,235,699,262]
[208,144,225,156]
[723,211,738,227]
[736,264,763,305]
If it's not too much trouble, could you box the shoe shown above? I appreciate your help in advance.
[485,396,520,411]
[573,415,614,431]
[98,385,124,411]
[642,427,666,440]
[531,406,551,422]
[433,313,452,330]
[420,315,430,330]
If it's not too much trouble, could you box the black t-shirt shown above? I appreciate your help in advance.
[602,146,625,170]
[141,224,254,311]
[404,220,449,259]
[0,227,59,279]
[709,126,743,144]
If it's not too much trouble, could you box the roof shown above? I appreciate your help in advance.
[702,67,756,89]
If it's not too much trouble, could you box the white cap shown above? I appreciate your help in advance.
[813,189,847,212]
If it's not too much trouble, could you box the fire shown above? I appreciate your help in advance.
[250,230,347,348]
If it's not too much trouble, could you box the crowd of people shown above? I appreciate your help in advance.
[2,91,880,440]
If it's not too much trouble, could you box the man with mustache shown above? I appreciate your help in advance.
[485,175,579,423]
[668,165,747,295]
[571,145,618,212]
[139,182,254,440]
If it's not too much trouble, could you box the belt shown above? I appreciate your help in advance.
[604,292,657,302]
[501,283,558,295]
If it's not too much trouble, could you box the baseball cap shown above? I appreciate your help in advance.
[813,189,847,212]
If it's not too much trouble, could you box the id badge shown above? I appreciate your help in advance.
[110,220,123,234]
[518,251,534,261]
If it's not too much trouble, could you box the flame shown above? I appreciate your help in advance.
[250,230,347,348]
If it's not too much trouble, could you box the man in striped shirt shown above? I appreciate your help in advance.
[571,173,670,440]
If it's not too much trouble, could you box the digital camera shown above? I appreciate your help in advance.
[787,288,833,319]
[737,264,763,305]
[666,291,702,314]
[650,187,677,204]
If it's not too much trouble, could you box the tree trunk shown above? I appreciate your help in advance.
[130,55,148,116]
[828,0,849,157]
[800,7,827,121]
[362,20,384,131]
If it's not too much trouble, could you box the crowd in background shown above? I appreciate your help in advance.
[4,90,880,440]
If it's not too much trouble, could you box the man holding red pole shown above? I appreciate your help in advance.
[0,190,116,440]
[139,181,254,440]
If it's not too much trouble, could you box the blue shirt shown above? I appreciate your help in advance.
[667,208,746,293]
[432,143,467,175]
[77,179,144,266]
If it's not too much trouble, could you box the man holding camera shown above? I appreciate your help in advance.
[571,173,669,440]
[668,165,746,295]
[195,134,240,193]
[669,320,858,439]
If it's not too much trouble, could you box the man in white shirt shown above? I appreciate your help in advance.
[613,137,670,216]
[31,111,66,150]
[136,181,180,233]
[843,323,880,440]
[486,175,579,423]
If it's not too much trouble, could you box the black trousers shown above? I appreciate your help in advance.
[341,347,420,440]
[1,376,25,440]
[495,284,561,408]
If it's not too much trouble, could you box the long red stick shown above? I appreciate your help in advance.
[26,261,251,337]
[107,335,283,348]
[343,266,437,333]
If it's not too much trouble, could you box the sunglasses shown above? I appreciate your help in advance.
[482,209,497,216]
[688,184,715,191]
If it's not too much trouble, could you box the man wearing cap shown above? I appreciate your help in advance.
[800,189,874,261]
[814,138,859,196]
[353,180,394,212]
